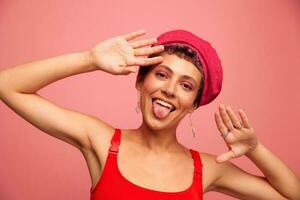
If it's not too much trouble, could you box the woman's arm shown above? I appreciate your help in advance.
[206,153,289,199]
[0,52,105,151]
[212,105,300,199]
[0,30,164,151]
[0,52,97,94]
[210,143,300,199]
[247,142,300,199]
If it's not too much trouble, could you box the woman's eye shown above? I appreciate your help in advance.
[182,83,192,90]
[155,72,167,78]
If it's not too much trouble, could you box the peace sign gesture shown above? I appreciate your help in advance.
[214,104,259,163]
[88,29,165,75]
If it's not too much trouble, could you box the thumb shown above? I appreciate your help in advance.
[216,151,235,163]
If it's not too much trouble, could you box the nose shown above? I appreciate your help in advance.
[162,81,176,97]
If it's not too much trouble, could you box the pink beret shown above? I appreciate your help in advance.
[152,29,223,107]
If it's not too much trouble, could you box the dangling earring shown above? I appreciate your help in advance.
[135,91,140,114]
[189,112,196,138]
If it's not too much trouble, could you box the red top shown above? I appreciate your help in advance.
[90,128,203,200]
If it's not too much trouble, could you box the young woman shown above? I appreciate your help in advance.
[0,29,299,200]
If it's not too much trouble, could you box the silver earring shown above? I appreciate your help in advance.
[189,112,196,138]
[135,91,140,114]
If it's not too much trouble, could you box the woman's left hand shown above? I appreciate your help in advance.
[214,104,259,163]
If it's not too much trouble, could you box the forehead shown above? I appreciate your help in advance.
[153,53,202,84]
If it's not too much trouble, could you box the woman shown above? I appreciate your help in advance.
[0,29,299,200]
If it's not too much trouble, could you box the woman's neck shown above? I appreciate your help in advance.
[131,123,185,154]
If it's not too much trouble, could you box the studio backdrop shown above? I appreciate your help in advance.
[0,0,299,199]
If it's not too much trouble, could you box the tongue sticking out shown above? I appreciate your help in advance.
[153,101,172,119]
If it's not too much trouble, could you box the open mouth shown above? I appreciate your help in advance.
[152,98,176,112]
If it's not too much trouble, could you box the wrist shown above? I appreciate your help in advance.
[82,51,98,71]
[246,141,261,158]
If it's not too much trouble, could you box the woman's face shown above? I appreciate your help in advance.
[136,52,202,130]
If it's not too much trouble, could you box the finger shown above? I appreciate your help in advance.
[238,109,252,129]
[214,111,228,135]
[117,66,138,75]
[225,106,243,129]
[219,104,234,131]
[124,66,138,73]
[129,56,163,66]
[134,45,164,56]
[216,151,235,163]
[130,38,158,49]
[215,111,239,144]
[122,29,147,41]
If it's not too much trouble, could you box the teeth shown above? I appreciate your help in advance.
[154,99,174,110]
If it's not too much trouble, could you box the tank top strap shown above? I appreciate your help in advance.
[108,128,121,155]
[189,149,203,176]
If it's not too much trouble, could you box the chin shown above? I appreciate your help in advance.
[141,110,178,131]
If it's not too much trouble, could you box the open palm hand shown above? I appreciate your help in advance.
[214,104,259,163]
[89,29,165,75]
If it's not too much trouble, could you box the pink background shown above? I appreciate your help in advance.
[0,0,299,199]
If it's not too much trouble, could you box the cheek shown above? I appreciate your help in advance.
[142,74,163,93]
[177,92,196,107]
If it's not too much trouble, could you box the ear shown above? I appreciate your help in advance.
[135,79,142,91]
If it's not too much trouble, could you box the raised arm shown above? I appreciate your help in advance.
[211,104,300,199]
[0,51,108,151]
[0,29,165,152]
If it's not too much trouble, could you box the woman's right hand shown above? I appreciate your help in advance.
[88,29,165,75]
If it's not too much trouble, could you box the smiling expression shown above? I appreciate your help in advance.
[136,52,202,130]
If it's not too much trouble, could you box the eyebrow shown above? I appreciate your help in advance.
[156,64,198,85]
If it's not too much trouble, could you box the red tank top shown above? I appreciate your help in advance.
[90,128,203,200]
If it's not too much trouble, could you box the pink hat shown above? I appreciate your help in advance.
[152,29,223,107]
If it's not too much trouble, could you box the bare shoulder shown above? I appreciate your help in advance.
[81,116,115,169]
[198,152,226,193]
[80,118,116,190]
[84,117,115,153]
